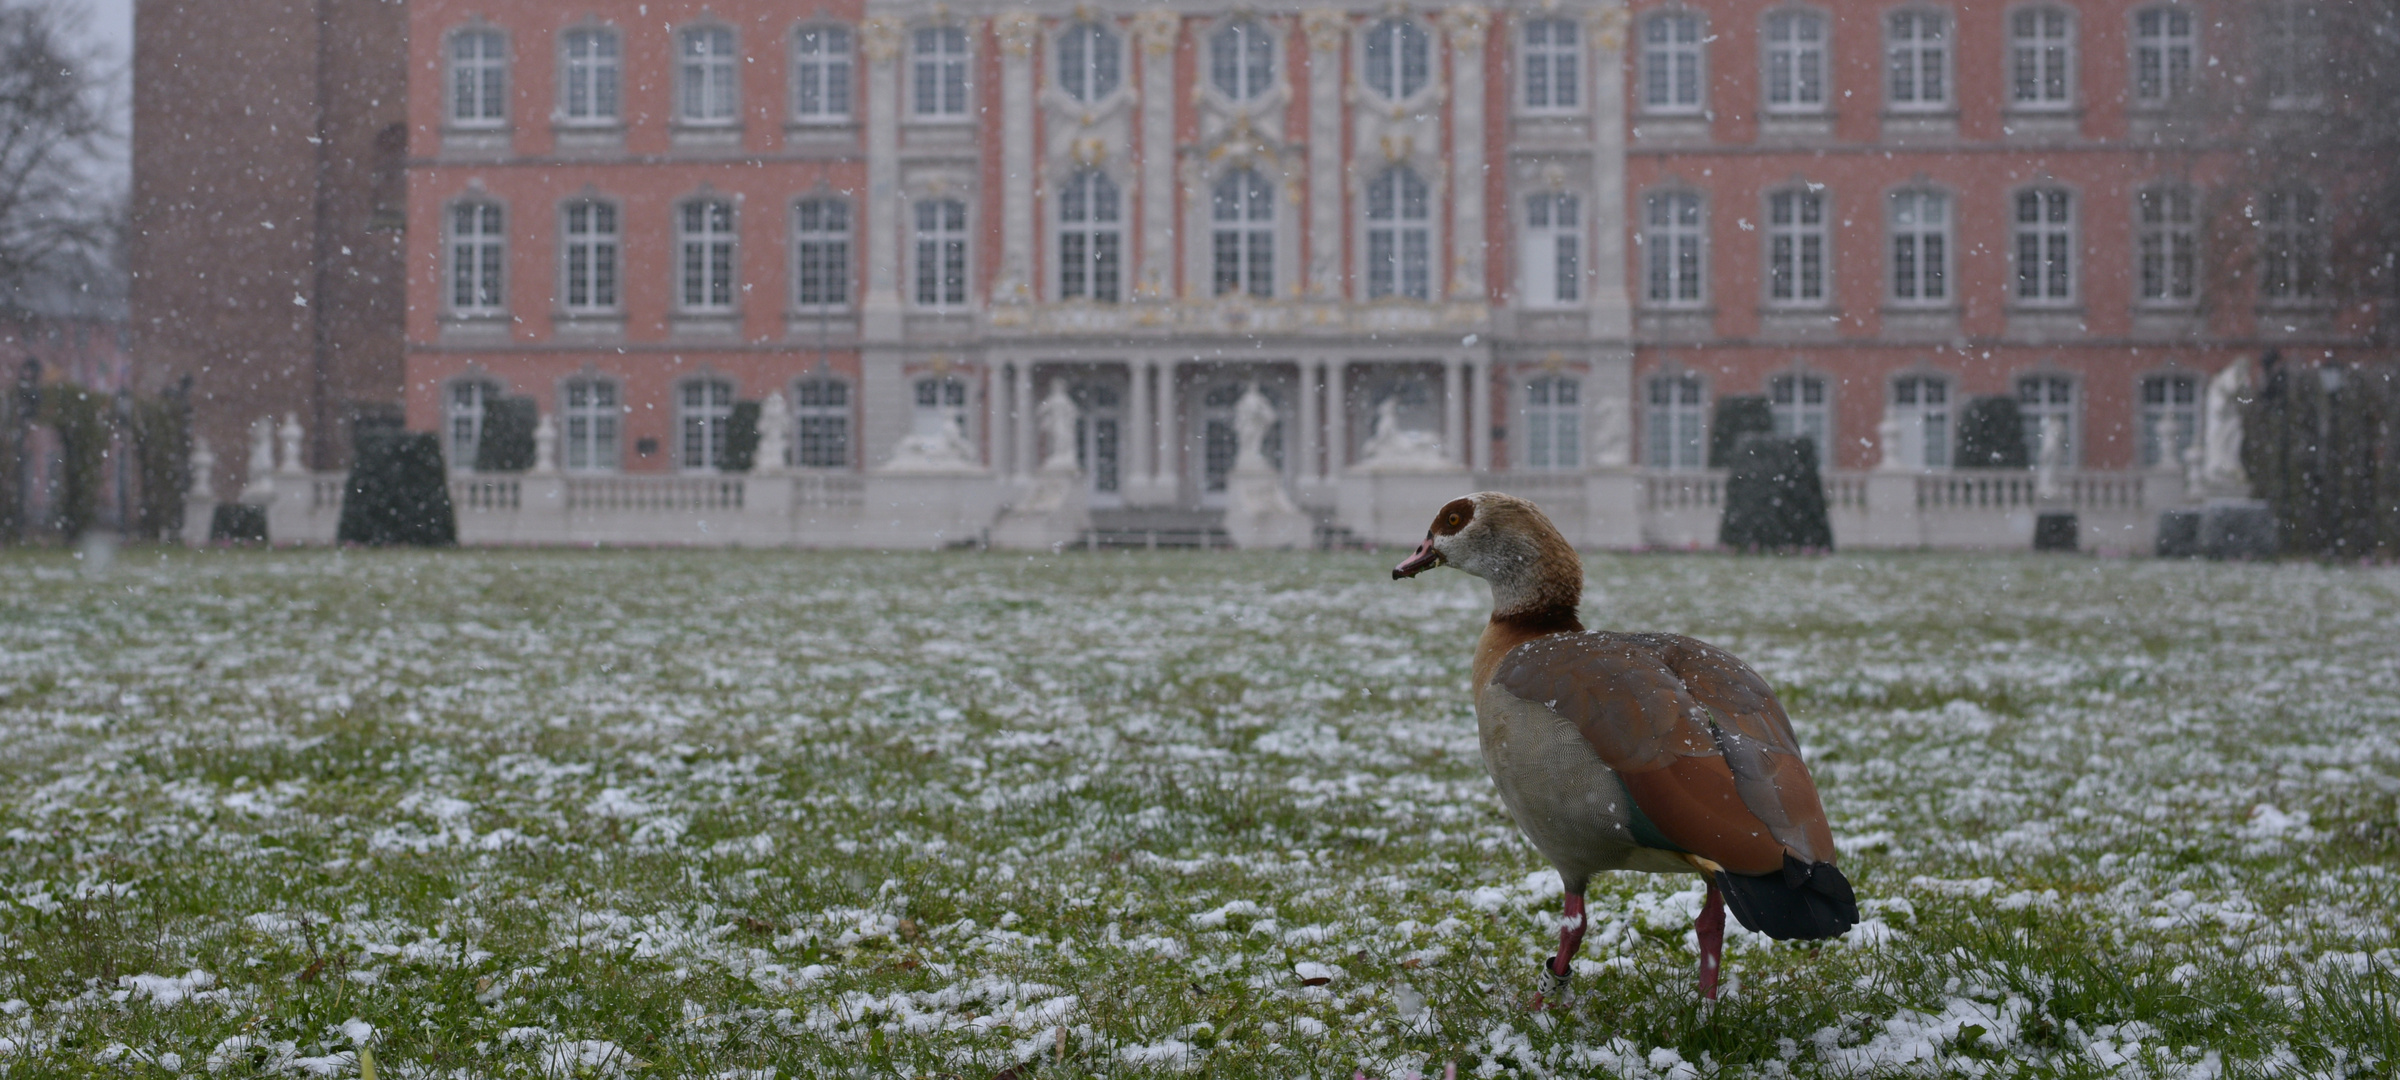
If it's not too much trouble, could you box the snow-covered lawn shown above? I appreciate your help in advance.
[0,547,2393,1078]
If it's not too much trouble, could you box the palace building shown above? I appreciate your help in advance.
[138,0,2378,549]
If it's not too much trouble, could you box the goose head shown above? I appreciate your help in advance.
[1391,492,1583,620]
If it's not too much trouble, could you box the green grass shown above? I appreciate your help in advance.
[0,547,2394,1078]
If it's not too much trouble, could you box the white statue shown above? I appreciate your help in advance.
[277,412,306,474]
[2200,356,2251,494]
[753,392,790,474]
[188,437,216,500]
[1039,382,1079,473]
[2034,417,2066,501]
[1875,413,1909,473]
[247,416,275,481]
[1233,383,1277,474]
[1590,393,1630,468]
[2143,411,2173,472]
[883,407,979,472]
[532,412,559,474]
[1356,396,1451,471]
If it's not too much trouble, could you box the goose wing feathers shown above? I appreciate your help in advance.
[1492,631,1836,876]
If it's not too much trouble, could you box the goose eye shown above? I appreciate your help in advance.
[1446,514,1460,527]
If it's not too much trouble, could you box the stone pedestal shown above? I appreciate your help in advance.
[1858,472,1923,548]
[1580,470,1645,548]
[989,464,1089,551]
[857,471,1004,549]
[1224,466,1313,550]
[1337,469,1471,546]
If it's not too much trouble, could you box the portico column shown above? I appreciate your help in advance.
[1331,361,1350,471]
[1589,5,1634,340]
[1127,359,1152,499]
[1471,360,1494,473]
[1302,11,1347,298]
[1013,362,1036,478]
[996,12,1039,305]
[1297,360,1320,487]
[861,16,905,339]
[1134,11,1180,301]
[1440,5,1490,302]
[1443,358,1464,465]
[1154,362,1177,498]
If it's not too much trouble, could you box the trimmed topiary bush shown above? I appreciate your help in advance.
[209,503,268,545]
[472,396,538,473]
[1956,395,2029,469]
[718,400,761,472]
[1719,433,1833,552]
[338,431,456,546]
[1708,395,1775,469]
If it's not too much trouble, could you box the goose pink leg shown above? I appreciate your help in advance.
[1696,881,1726,1001]
[1533,893,1588,1008]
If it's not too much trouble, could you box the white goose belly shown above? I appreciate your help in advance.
[1473,683,1693,885]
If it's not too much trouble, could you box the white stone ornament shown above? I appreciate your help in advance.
[1039,382,1080,473]
[1590,393,1631,468]
[1875,413,1909,473]
[2201,356,2251,496]
[532,412,559,474]
[753,393,791,475]
[277,412,306,475]
[1355,397,1453,472]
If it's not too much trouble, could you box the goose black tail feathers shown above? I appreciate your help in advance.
[1717,854,1859,941]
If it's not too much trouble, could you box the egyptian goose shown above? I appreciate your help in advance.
[1392,493,1856,1003]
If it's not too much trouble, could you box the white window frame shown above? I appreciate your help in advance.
[2260,3,2325,109]
[1212,169,1275,299]
[2007,5,2075,111]
[1762,9,1828,114]
[677,198,738,314]
[1361,17,1432,101]
[1642,190,1706,308]
[1521,192,1581,308]
[1640,11,1706,115]
[1885,9,1950,112]
[1058,21,1124,104]
[678,24,740,126]
[2136,185,2198,306]
[450,27,508,128]
[678,378,736,472]
[1521,17,1581,114]
[1769,372,1833,466]
[2016,374,2077,467]
[2012,187,2076,306]
[1890,374,1952,469]
[1765,187,1828,306]
[446,378,501,468]
[1057,171,1125,303]
[1521,374,1582,471]
[912,25,971,119]
[558,26,621,126]
[449,200,506,316]
[560,199,620,315]
[913,376,972,447]
[2130,6,2196,107]
[793,377,852,469]
[2259,187,2325,304]
[1888,188,1950,306]
[792,25,854,123]
[913,199,970,308]
[792,198,852,310]
[1364,167,1433,301]
[1645,373,1708,470]
[2138,372,2201,468]
[561,377,621,473]
[1208,19,1276,103]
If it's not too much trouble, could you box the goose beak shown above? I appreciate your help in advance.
[1393,536,1443,579]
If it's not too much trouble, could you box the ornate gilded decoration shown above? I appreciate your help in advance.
[860,16,905,62]
[1301,8,1347,52]
[1131,9,1180,55]
[996,9,1040,56]
[1438,4,1489,51]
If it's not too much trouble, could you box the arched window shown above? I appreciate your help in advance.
[446,378,501,468]
[914,199,968,307]
[2009,6,2074,109]
[1889,189,1949,305]
[1762,10,1826,112]
[560,200,619,313]
[1642,191,1705,306]
[1364,168,1431,300]
[679,378,736,470]
[1523,375,1581,471]
[2260,187,2323,302]
[1766,187,1827,305]
[1362,18,1430,100]
[450,28,507,126]
[2131,6,2195,104]
[1210,20,1274,101]
[679,25,739,123]
[678,198,737,312]
[1212,170,1274,299]
[2136,185,2196,304]
[449,200,505,314]
[793,378,851,468]
[1058,172,1123,302]
[2013,187,2074,304]
[1059,22,1122,103]
[1770,373,1832,466]
[1523,18,1579,111]
[1523,192,1580,307]
[560,27,620,124]
[1640,12,1704,114]
[793,198,851,308]
[1885,10,1947,111]
[1646,374,1707,470]
[1891,375,1950,469]
[912,26,970,117]
[561,377,620,472]
[793,25,853,120]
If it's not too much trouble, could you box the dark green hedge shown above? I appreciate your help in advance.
[1708,395,1774,469]
[719,400,761,472]
[338,431,456,546]
[1957,396,2029,469]
[1719,434,1833,552]
[473,396,537,472]
[2243,357,2400,558]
